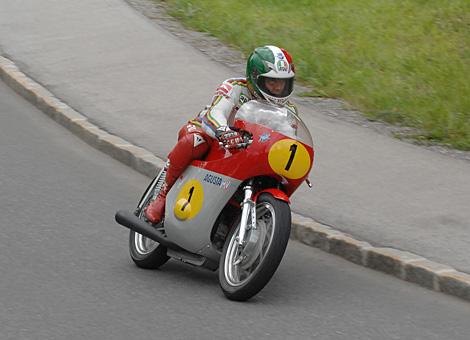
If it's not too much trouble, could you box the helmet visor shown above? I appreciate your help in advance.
[257,76,294,99]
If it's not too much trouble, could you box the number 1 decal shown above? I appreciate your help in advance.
[285,144,297,171]
[268,139,312,180]
[174,180,204,221]
[181,186,194,211]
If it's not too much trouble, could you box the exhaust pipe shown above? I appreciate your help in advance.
[115,210,181,251]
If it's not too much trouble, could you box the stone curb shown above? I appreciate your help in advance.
[0,56,166,177]
[291,215,470,302]
[2,55,469,303]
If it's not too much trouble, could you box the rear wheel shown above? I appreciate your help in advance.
[129,173,170,269]
[219,193,291,301]
[129,230,169,269]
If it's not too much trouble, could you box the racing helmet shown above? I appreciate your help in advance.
[246,45,295,106]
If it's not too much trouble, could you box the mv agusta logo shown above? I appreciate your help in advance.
[277,60,289,72]
[203,173,231,190]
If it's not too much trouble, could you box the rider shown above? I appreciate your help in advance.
[144,45,297,224]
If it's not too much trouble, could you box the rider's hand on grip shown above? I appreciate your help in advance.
[216,127,243,149]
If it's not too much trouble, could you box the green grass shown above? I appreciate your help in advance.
[160,0,470,150]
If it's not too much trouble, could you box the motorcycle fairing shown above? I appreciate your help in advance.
[163,101,314,258]
[164,165,241,258]
[192,121,314,197]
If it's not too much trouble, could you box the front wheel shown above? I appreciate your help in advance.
[219,193,291,301]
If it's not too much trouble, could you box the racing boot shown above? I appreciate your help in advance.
[144,163,180,225]
[144,182,169,224]
[144,127,209,224]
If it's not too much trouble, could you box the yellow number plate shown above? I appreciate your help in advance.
[268,139,311,179]
[173,179,204,221]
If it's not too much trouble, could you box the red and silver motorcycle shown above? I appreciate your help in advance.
[115,100,314,301]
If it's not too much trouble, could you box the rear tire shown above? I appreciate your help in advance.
[129,231,169,269]
[219,193,291,301]
[129,173,170,269]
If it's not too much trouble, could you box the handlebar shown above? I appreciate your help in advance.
[219,139,253,150]
[219,128,253,150]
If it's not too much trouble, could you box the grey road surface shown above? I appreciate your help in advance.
[1,0,469,274]
[1,81,470,339]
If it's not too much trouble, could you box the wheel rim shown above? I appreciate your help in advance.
[133,232,159,255]
[133,209,159,255]
[224,202,276,287]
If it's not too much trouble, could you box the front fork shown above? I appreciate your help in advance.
[236,180,256,252]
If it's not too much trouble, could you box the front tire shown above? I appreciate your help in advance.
[129,173,170,269]
[219,193,291,301]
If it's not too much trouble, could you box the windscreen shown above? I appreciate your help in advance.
[235,100,313,147]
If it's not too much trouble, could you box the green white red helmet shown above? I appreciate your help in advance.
[246,45,295,106]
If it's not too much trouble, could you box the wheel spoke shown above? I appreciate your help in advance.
[224,201,276,287]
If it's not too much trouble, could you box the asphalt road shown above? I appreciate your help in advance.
[1,80,470,339]
[1,0,469,273]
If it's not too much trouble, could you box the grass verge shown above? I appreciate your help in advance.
[158,0,470,150]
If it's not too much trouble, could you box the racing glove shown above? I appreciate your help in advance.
[216,126,243,149]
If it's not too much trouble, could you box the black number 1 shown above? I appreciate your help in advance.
[181,186,195,211]
[285,144,297,171]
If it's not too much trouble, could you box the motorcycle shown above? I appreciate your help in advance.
[115,100,314,301]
